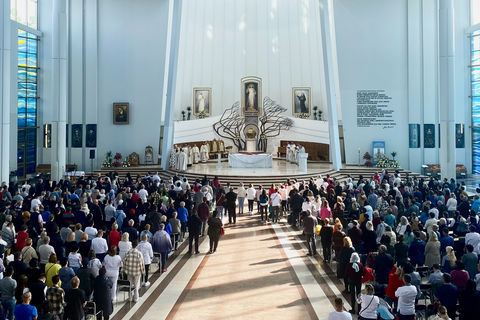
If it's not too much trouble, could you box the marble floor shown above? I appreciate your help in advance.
[186,159,332,177]
[110,209,351,320]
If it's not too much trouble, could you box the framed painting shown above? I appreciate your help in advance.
[292,87,311,116]
[241,76,262,115]
[43,124,51,148]
[113,102,129,125]
[86,124,97,148]
[372,141,386,163]
[193,88,212,116]
[424,124,435,148]
[456,123,465,148]
[408,124,420,148]
[71,124,82,148]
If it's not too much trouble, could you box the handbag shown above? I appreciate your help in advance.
[221,227,225,236]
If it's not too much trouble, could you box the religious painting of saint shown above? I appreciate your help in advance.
[113,103,129,125]
[86,124,97,148]
[409,124,420,148]
[424,124,435,148]
[292,87,311,116]
[193,88,211,116]
[241,76,262,114]
[71,124,83,148]
[456,123,465,148]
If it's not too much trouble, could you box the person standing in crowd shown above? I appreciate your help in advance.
[207,210,223,254]
[303,210,318,256]
[327,297,352,320]
[187,211,202,254]
[395,274,417,320]
[102,246,122,301]
[122,240,145,303]
[356,283,379,320]
[225,187,237,225]
[91,230,108,262]
[268,188,281,224]
[345,252,365,314]
[435,273,458,320]
[137,234,153,286]
[94,267,113,320]
[319,218,333,263]
[246,184,256,215]
[198,197,210,237]
[46,275,65,320]
[236,183,246,215]
[152,224,172,273]
[0,267,16,320]
[64,277,86,320]
[14,292,37,320]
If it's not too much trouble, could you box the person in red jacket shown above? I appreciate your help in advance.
[385,265,405,310]
[198,197,210,236]
[15,225,29,250]
[108,223,121,249]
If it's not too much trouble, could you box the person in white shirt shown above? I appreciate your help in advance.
[30,197,43,211]
[327,297,352,320]
[278,185,288,214]
[85,221,98,240]
[356,284,379,320]
[246,184,256,215]
[38,236,55,267]
[236,183,247,215]
[465,226,480,254]
[424,212,438,235]
[395,274,417,319]
[269,189,282,224]
[91,230,108,261]
[137,234,153,287]
[446,194,457,216]
[138,185,149,203]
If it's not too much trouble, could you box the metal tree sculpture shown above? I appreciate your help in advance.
[257,97,293,151]
[213,101,246,150]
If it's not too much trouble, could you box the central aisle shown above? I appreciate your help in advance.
[157,215,317,320]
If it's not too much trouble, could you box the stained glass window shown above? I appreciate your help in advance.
[10,0,37,29]
[17,29,38,177]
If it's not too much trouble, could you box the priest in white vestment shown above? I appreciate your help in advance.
[177,149,188,171]
[192,145,200,163]
[200,143,209,162]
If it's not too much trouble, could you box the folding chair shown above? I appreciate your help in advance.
[84,301,102,320]
[117,273,135,308]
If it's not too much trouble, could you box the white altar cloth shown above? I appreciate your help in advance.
[228,153,273,168]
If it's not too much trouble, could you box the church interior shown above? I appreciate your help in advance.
[1,0,480,319]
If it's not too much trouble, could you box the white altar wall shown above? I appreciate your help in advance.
[173,116,329,154]
[169,0,331,122]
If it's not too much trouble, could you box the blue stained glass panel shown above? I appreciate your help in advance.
[26,69,37,83]
[17,130,25,143]
[26,129,35,143]
[26,149,35,162]
[26,53,36,67]
[17,98,26,113]
[473,51,480,66]
[27,33,36,39]
[18,67,26,82]
[26,113,36,127]
[27,38,37,53]
[26,163,35,174]
[474,127,480,174]
[473,66,480,82]
[26,98,36,113]
[18,30,27,37]
[18,38,27,52]
[18,89,26,98]
[18,114,26,127]
[473,82,480,97]
[16,167,24,178]
[473,97,480,127]
[26,90,36,98]
[18,51,26,66]
[18,82,27,90]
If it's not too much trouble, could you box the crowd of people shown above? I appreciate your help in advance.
[1,168,480,320]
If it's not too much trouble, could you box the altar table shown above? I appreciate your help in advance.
[228,153,273,168]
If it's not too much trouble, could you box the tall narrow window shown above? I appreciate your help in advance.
[10,0,38,29]
[17,29,38,177]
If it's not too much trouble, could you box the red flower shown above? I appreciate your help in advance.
[112,161,121,167]
[114,153,122,160]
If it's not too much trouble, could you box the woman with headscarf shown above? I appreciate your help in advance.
[362,221,377,254]
[396,216,410,235]
[425,231,441,267]
[442,246,457,273]
[344,252,365,313]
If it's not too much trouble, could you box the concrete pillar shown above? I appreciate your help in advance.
[439,0,456,180]
[50,0,68,180]
[319,0,342,171]
[0,0,12,183]
[161,0,183,170]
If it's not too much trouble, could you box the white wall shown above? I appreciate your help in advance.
[172,0,328,121]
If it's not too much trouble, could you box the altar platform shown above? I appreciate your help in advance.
[228,153,273,168]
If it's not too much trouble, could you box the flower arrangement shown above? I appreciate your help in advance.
[296,113,310,119]
[114,153,122,160]
[102,151,113,168]
[196,111,209,119]
[122,158,130,168]
[376,154,399,168]
[112,161,121,167]
[363,152,373,167]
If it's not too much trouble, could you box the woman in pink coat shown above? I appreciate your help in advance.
[319,199,332,221]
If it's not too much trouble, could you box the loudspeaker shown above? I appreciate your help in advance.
[89,150,95,159]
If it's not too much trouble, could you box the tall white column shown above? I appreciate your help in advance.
[319,0,342,171]
[439,0,456,180]
[0,0,12,183]
[50,0,68,181]
[161,0,183,170]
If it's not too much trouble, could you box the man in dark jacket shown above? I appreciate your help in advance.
[197,198,210,237]
[225,188,237,225]
[373,245,394,285]
[187,212,202,254]
[303,210,318,256]
[290,190,304,226]
[94,267,113,320]
[29,274,46,314]
[347,221,362,249]
[319,218,333,263]
[408,231,426,267]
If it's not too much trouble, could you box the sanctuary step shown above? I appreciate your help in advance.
[91,165,424,188]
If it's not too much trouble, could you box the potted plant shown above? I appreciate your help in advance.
[181,110,186,121]
[318,110,323,120]
[391,151,397,160]
[313,106,318,120]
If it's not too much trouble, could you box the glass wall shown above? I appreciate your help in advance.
[17,30,38,177]
[10,0,37,29]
